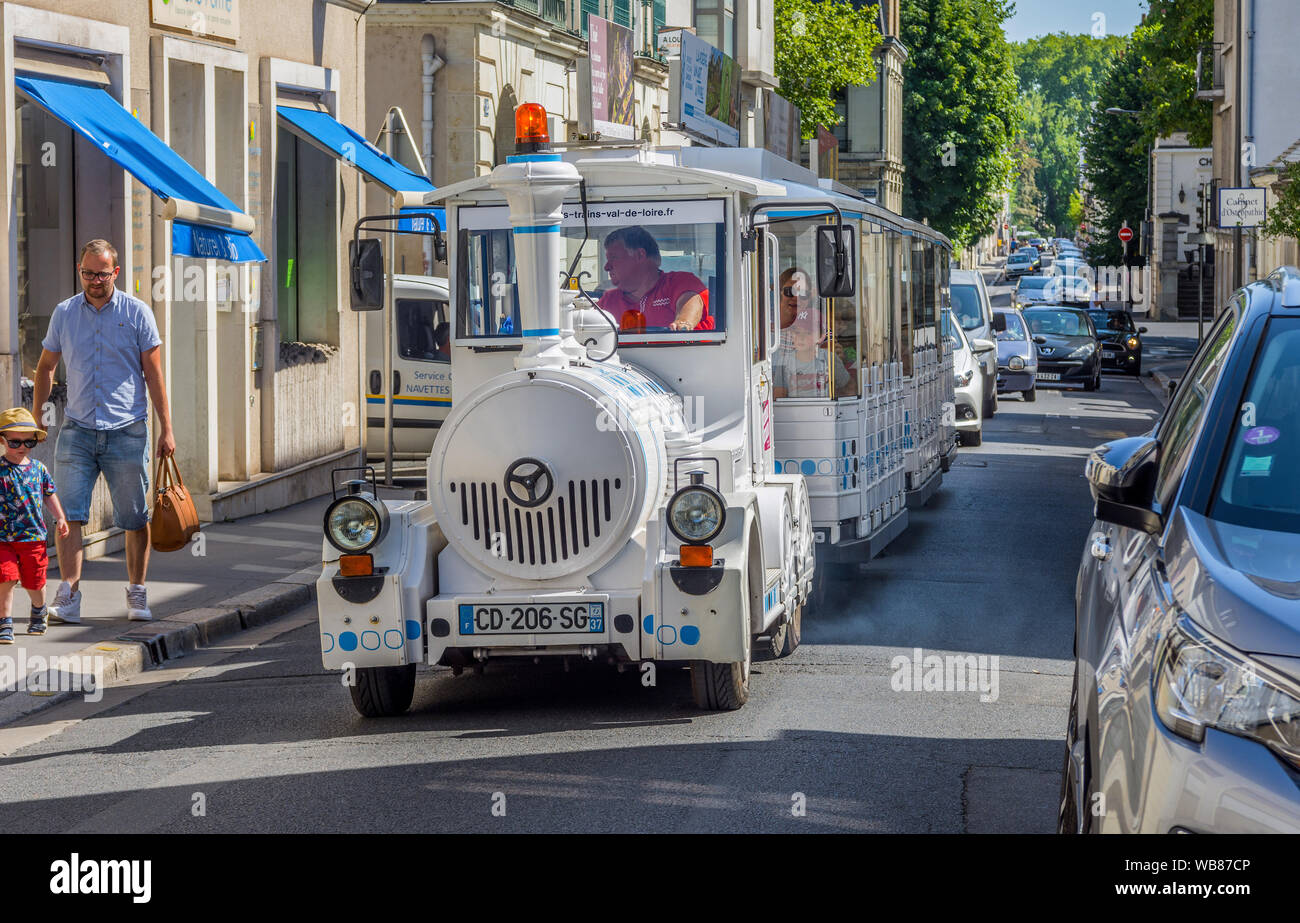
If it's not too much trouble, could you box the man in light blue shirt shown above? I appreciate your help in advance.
[31,239,178,624]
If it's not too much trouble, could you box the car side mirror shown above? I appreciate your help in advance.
[349,238,385,311]
[1168,379,1178,395]
[816,224,855,299]
[970,338,996,353]
[1084,436,1163,535]
[992,312,1007,333]
[1138,326,1148,333]
[1033,335,1047,345]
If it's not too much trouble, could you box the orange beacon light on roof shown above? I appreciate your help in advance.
[515,103,550,152]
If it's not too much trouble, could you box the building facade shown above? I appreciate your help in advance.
[1,0,375,553]
[1149,134,1213,320]
[1206,0,1300,310]
[830,0,904,213]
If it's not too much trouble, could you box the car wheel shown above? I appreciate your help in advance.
[778,601,803,658]
[690,627,751,710]
[1058,668,1094,834]
[1023,386,1037,402]
[1132,360,1142,378]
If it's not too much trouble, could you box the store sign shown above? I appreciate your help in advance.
[762,90,800,162]
[657,28,687,58]
[578,16,636,141]
[151,0,240,42]
[1217,186,1266,228]
[670,31,742,147]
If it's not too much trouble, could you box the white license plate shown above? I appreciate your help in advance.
[458,601,605,635]
[1102,349,1117,357]
[1037,372,1061,381]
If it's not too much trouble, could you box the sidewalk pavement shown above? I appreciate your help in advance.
[0,494,342,725]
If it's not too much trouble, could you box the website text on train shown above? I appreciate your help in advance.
[317,103,956,716]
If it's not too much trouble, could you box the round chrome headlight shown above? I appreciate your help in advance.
[667,485,726,544]
[324,496,388,553]
[1008,355,1025,370]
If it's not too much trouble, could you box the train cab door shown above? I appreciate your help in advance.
[365,277,452,458]
[750,231,779,481]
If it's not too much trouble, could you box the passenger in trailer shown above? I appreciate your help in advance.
[597,226,714,331]
[772,306,850,398]
[778,267,812,335]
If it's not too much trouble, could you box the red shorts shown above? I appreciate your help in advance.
[0,541,49,591]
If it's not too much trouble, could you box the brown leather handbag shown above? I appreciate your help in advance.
[151,455,201,551]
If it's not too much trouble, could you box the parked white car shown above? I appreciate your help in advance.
[943,310,986,446]
[950,267,999,421]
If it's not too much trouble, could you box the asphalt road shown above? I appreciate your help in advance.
[0,270,1171,833]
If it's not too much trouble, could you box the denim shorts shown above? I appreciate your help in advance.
[55,418,151,531]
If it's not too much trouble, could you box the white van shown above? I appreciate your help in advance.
[364,274,451,459]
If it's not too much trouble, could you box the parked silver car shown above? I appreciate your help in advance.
[951,268,999,420]
[992,306,1037,401]
[1063,267,1300,833]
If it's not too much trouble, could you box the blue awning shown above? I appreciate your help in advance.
[14,74,266,263]
[276,106,444,226]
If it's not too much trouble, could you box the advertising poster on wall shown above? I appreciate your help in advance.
[763,90,801,162]
[578,16,636,141]
[670,31,742,147]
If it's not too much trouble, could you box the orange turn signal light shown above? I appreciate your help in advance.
[339,554,374,577]
[679,544,714,567]
[515,103,550,146]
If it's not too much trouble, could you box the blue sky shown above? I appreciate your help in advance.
[1003,0,1146,43]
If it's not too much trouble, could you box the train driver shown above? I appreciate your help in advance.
[598,226,715,331]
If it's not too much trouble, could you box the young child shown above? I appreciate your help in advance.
[0,408,69,643]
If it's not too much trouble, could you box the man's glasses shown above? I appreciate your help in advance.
[5,438,38,449]
[79,269,116,281]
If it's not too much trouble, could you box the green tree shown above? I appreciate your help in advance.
[1081,47,1148,267]
[1130,0,1214,146]
[774,0,882,138]
[899,0,1021,248]
[1009,134,1044,229]
[1009,33,1124,234]
[1261,162,1300,242]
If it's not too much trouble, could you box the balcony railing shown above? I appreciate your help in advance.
[1196,42,1224,100]
[502,0,568,27]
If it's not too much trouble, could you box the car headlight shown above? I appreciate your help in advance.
[1126,336,1140,350]
[1008,355,1025,370]
[1155,615,1300,768]
[953,369,974,387]
[1067,343,1095,359]
[324,495,388,553]
[667,484,726,544]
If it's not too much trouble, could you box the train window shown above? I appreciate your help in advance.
[396,298,450,363]
[455,199,727,341]
[861,225,890,374]
[898,237,912,377]
[768,218,852,400]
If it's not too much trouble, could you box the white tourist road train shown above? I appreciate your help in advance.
[318,105,955,716]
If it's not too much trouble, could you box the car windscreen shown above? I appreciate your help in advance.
[1018,278,1054,291]
[1088,310,1134,334]
[951,283,984,330]
[1008,254,1031,263]
[1024,310,1091,337]
[456,199,726,340]
[996,312,1026,340]
[1212,318,1300,533]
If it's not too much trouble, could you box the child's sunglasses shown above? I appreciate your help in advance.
[5,438,38,449]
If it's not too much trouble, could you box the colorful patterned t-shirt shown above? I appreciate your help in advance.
[0,457,56,542]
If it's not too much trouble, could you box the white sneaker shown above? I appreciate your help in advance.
[126,584,153,621]
[47,581,82,624]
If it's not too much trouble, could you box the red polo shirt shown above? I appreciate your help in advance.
[599,271,713,330]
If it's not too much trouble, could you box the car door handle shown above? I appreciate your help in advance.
[1090,534,1112,562]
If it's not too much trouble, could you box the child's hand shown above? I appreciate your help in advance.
[56,518,69,539]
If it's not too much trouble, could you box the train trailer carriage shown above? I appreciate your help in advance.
[316,107,955,717]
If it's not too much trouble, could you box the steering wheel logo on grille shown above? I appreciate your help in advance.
[503,457,554,508]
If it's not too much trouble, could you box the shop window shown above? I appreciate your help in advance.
[14,95,76,382]
[275,125,339,345]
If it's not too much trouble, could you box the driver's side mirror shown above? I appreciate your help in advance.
[1084,436,1163,535]
[1138,326,1148,334]
[1032,335,1047,345]
[992,312,1007,333]
[816,225,855,298]
[349,238,385,311]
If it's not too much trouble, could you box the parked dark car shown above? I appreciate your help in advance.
[1063,266,1300,833]
[1022,305,1102,391]
[1088,308,1147,376]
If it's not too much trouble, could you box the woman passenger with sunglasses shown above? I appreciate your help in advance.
[0,408,69,642]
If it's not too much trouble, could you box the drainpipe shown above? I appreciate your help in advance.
[422,34,445,276]
[1244,0,1256,282]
